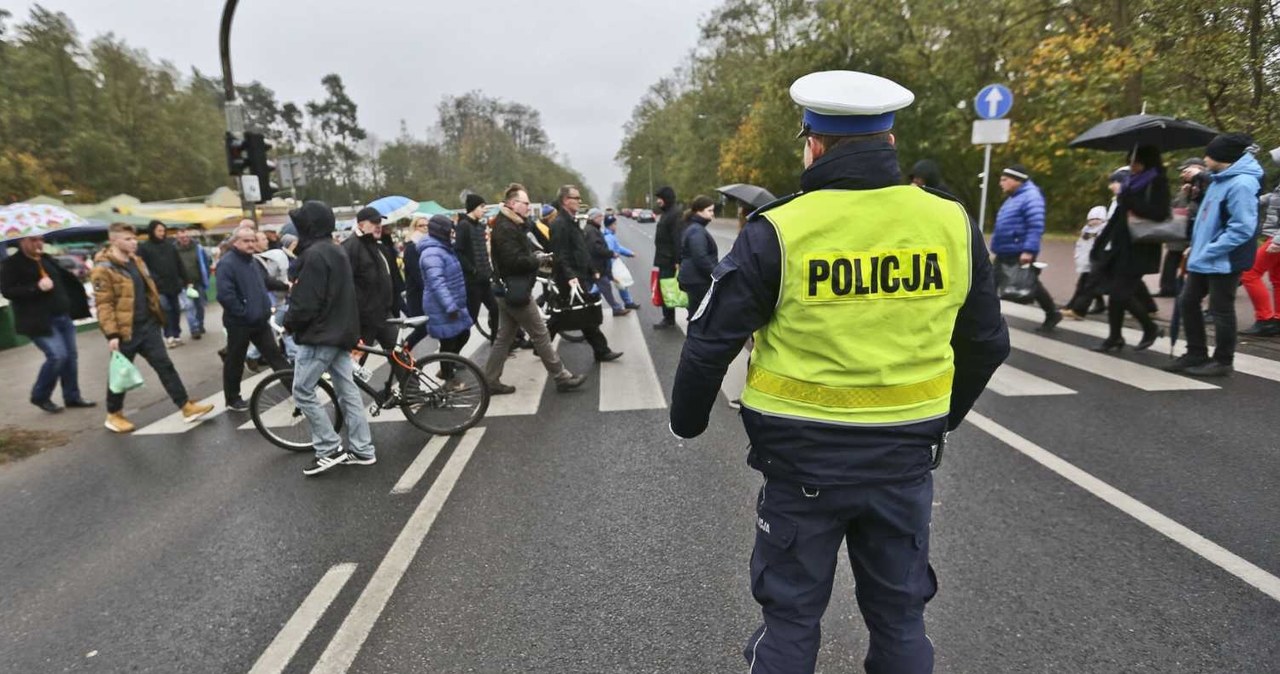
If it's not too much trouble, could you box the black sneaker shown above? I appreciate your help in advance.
[1036,311,1063,333]
[345,453,377,466]
[1185,361,1232,377]
[303,450,350,477]
[226,399,250,413]
[555,374,587,392]
[595,351,623,362]
[652,320,675,330]
[1161,354,1211,373]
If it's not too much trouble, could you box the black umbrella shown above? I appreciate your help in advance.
[715,183,776,210]
[1069,114,1219,152]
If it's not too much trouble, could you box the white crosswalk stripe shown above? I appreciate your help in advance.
[135,370,272,435]
[1002,301,1280,383]
[1008,327,1217,391]
[986,365,1076,397]
[598,310,667,411]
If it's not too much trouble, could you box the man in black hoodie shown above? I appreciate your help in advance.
[137,220,189,347]
[651,186,685,329]
[284,201,375,477]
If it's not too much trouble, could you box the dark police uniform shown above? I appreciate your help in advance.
[669,71,1010,674]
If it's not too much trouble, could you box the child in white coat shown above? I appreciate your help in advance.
[1063,206,1109,319]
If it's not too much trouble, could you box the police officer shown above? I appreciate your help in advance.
[670,71,1010,674]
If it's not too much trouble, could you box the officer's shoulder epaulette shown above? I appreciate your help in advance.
[747,191,804,223]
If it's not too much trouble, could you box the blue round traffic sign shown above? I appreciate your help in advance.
[975,84,1014,120]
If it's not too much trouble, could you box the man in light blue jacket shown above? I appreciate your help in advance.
[1164,134,1264,377]
[991,163,1062,331]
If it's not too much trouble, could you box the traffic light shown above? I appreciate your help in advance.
[244,131,278,202]
[225,132,248,176]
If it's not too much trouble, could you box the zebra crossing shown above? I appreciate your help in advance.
[126,295,1279,435]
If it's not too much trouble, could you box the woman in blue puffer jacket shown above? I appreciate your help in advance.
[419,215,473,378]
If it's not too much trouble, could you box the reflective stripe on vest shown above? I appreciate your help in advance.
[741,186,972,426]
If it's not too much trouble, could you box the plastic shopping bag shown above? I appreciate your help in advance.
[996,261,1039,304]
[650,269,663,306]
[108,350,145,394]
[611,258,634,288]
[659,276,689,309]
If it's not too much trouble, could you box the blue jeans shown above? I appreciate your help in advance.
[617,286,635,306]
[292,344,374,459]
[182,286,206,334]
[158,292,183,339]
[30,313,81,404]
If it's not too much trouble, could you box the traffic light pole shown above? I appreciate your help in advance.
[220,0,254,220]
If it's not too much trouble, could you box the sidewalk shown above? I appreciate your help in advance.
[0,303,236,444]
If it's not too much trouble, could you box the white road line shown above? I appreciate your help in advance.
[248,563,357,674]
[985,365,1076,397]
[1008,327,1217,391]
[390,435,450,495]
[968,412,1280,603]
[597,311,667,411]
[675,313,751,405]
[135,370,271,435]
[311,428,486,674]
[1001,300,1280,383]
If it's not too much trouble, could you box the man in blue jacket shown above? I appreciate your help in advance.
[216,225,289,411]
[1164,134,1264,377]
[992,164,1062,331]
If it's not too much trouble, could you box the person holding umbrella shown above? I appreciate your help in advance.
[1090,145,1169,352]
[0,234,95,412]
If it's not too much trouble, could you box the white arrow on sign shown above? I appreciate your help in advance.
[984,87,1005,118]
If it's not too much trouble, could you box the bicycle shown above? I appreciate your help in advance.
[249,315,491,451]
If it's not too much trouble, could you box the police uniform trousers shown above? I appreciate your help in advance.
[745,473,937,674]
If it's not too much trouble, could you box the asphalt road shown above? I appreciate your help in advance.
[1,217,1277,673]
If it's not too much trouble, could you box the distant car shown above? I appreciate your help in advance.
[634,209,656,223]
[620,209,633,218]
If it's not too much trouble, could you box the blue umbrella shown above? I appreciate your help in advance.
[366,195,419,221]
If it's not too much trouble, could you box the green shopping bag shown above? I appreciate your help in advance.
[108,351,145,394]
[659,277,689,309]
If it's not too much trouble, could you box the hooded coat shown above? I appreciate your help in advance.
[418,229,473,340]
[1188,152,1265,274]
[137,221,188,294]
[908,159,955,198]
[652,186,685,269]
[283,202,360,348]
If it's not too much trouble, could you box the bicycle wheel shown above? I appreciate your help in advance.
[250,369,345,451]
[400,353,490,435]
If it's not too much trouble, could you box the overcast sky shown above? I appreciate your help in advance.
[10,0,722,203]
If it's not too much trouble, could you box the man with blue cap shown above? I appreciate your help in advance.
[670,71,1009,673]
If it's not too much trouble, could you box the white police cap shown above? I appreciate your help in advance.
[790,71,915,138]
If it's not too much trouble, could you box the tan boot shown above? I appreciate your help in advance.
[181,400,214,423]
[1061,308,1084,321]
[104,412,136,433]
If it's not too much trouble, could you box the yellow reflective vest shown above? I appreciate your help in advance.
[740,186,972,426]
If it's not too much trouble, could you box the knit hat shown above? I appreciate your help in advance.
[280,233,298,249]
[587,208,603,220]
[1086,206,1108,222]
[464,193,485,212]
[540,204,557,218]
[1177,157,1206,171]
[1204,133,1253,163]
[1001,164,1030,181]
[603,215,617,227]
[427,214,454,241]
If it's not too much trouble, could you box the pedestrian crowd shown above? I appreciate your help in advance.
[1,183,664,476]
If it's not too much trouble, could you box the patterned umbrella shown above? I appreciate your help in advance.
[0,203,91,242]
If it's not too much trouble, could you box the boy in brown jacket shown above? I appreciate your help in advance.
[91,223,212,432]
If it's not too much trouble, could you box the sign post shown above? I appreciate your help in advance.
[973,84,1014,233]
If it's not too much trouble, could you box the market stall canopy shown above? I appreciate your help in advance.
[80,210,195,229]
[414,200,451,216]
[142,206,243,228]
